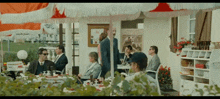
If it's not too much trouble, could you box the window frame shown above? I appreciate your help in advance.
[189,13,196,43]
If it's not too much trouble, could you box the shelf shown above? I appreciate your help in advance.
[181,66,194,69]
[195,76,209,79]
[182,49,211,52]
[195,68,209,71]
[195,83,209,86]
[179,49,220,96]
[181,57,195,60]
[180,74,194,77]
[195,77,209,85]
[181,57,210,61]
[195,58,210,61]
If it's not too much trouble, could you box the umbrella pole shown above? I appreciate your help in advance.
[0,39,3,73]
[109,14,114,83]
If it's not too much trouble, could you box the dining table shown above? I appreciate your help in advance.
[19,73,75,87]
[117,64,131,74]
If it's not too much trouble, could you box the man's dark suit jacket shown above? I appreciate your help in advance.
[27,60,56,75]
[55,54,68,71]
[100,37,120,77]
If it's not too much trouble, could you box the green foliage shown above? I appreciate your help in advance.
[3,52,20,62]
[26,49,38,62]
[109,71,160,96]
[188,83,220,96]
[3,49,38,63]
[0,71,161,96]
[2,42,57,63]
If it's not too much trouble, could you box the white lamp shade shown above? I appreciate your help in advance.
[17,50,28,59]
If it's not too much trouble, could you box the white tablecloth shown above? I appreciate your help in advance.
[117,64,131,70]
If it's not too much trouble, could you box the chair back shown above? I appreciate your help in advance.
[97,70,102,79]
[7,61,24,71]
[155,64,161,95]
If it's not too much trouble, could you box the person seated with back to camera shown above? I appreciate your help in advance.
[117,52,157,91]
[27,48,56,75]
[76,52,101,84]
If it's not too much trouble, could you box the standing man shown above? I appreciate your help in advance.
[146,45,161,79]
[27,48,56,75]
[54,45,68,72]
[100,27,120,78]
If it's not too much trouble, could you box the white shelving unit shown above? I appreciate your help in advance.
[179,49,220,96]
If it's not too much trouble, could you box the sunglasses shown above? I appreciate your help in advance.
[42,53,49,56]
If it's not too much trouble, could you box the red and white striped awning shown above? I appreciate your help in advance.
[1,3,220,34]
[0,3,63,34]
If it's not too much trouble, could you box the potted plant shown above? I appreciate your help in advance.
[173,37,193,54]
[158,65,172,90]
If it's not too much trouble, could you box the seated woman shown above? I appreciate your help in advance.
[117,52,157,91]
[77,52,101,84]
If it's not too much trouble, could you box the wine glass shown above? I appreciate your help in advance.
[43,71,46,75]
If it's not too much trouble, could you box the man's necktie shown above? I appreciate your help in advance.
[40,62,43,66]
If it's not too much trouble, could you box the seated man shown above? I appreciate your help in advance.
[27,48,56,75]
[146,46,161,79]
[123,45,133,63]
[54,45,68,72]
[77,52,101,84]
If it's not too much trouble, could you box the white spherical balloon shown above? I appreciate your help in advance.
[17,50,28,59]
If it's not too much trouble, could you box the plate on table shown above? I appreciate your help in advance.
[45,76,58,78]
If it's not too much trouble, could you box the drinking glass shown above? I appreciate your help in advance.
[120,59,124,64]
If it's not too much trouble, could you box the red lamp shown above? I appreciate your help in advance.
[51,8,66,18]
[150,3,173,12]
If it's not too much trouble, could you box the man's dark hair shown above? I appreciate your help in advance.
[38,48,47,55]
[57,45,65,53]
[130,52,148,71]
[126,45,133,51]
[150,46,158,54]
[136,57,148,71]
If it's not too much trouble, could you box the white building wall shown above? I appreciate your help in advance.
[77,15,193,91]
[211,8,220,42]
[143,16,190,91]
[78,18,121,74]
[143,17,171,66]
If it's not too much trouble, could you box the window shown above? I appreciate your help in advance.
[189,12,196,43]
[121,19,144,29]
